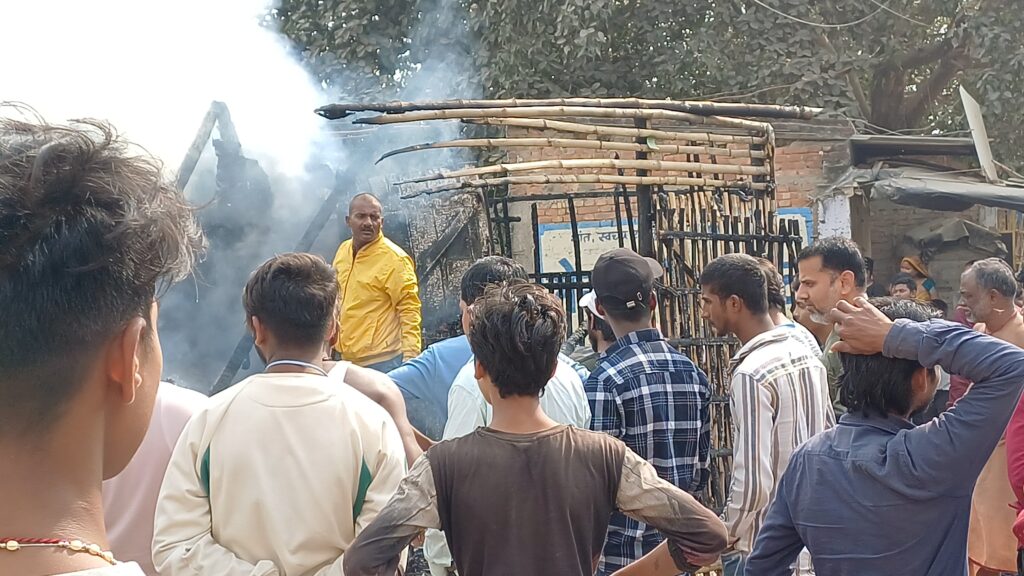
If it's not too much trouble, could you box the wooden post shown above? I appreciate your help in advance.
[531,203,542,279]
[635,117,654,257]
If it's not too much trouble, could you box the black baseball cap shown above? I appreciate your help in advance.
[591,248,664,312]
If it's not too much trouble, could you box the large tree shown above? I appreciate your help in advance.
[268,0,1024,169]
[698,0,1024,169]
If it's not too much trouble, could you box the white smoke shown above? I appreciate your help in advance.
[1,0,325,176]
[2,0,483,391]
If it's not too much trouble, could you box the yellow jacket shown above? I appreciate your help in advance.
[333,232,422,365]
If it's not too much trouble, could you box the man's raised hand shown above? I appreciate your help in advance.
[828,297,894,355]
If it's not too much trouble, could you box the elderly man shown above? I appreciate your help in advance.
[958,258,1024,576]
[333,193,422,372]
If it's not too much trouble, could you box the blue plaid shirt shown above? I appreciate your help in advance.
[586,328,711,575]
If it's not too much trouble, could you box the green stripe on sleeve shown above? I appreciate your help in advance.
[353,458,372,519]
[200,446,211,496]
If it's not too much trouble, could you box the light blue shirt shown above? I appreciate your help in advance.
[387,335,472,439]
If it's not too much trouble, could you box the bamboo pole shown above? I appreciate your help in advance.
[375,137,765,164]
[399,158,770,184]
[315,98,822,120]
[351,106,769,133]
[464,117,767,145]
[402,174,768,198]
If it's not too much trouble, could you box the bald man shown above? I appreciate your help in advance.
[333,193,422,372]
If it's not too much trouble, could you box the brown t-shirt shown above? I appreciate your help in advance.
[431,425,622,576]
[343,425,727,576]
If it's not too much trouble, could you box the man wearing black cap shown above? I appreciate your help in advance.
[586,248,713,575]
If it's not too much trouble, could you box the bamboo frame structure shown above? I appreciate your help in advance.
[403,174,769,198]
[351,105,769,133]
[463,117,768,145]
[376,137,765,164]
[315,97,822,120]
[399,158,770,184]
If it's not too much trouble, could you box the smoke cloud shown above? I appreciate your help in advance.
[2,0,481,391]
[2,0,324,175]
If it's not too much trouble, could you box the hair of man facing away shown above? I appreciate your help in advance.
[797,236,866,288]
[243,253,339,348]
[460,255,529,306]
[589,311,617,343]
[0,110,205,436]
[839,297,940,418]
[755,257,787,310]
[699,253,769,315]
[468,280,567,398]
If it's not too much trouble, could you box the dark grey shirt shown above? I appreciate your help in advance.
[747,319,1024,576]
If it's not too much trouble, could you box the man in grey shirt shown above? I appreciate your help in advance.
[746,297,1024,576]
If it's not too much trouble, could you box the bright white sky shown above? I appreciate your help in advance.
[1,0,326,175]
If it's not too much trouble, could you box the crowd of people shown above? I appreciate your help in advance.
[6,116,1024,576]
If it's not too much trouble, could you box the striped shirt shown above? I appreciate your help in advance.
[778,320,823,357]
[725,326,835,569]
[586,328,711,575]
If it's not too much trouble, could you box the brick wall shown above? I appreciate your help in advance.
[496,118,856,271]
[504,126,638,224]
[502,120,854,223]
[774,141,848,209]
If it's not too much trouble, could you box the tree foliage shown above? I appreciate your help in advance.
[268,0,1024,169]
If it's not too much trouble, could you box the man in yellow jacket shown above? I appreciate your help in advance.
[333,193,422,371]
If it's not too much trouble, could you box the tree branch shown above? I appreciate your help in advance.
[898,38,954,69]
[815,32,871,119]
[904,51,972,126]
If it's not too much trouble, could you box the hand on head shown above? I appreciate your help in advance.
[828,297,894,355]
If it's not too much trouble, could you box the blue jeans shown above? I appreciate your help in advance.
[722,551,746,576]
[365,355,403,373]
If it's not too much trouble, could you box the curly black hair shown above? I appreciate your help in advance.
[468,280,566,398]
[839,298,940,417]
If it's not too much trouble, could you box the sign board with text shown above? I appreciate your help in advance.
[537,220,637,273]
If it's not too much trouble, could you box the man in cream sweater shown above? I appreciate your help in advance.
[153,253,407,576]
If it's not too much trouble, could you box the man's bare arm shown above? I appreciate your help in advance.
[615,450,729,574]
[344,455,441,576]
[332,362,424,465]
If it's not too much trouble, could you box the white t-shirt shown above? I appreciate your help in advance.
[103,383,207,575]
[60,563,146,575]
[442,354,591,438]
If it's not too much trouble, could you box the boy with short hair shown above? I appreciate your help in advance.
[0,112,204,576]
[344,281,728,576]
[153,253,407,576]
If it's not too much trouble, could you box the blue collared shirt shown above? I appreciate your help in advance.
[747,320,1024,576]
[387,335,472,439]
[585,328,711,574]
